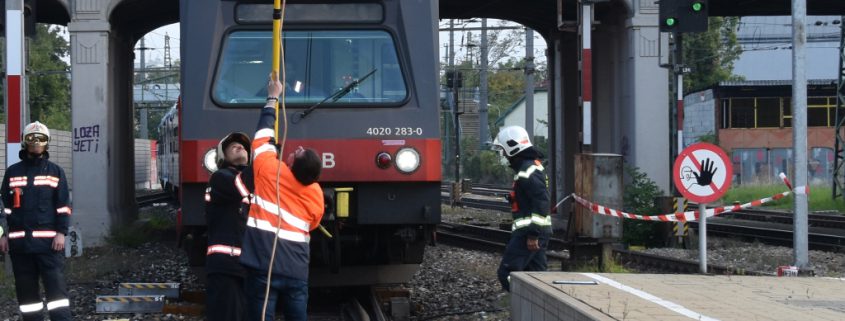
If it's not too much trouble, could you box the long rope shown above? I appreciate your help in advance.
[261,0,287,319]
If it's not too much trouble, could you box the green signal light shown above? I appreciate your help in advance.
[692,2,703,12]
[666,18,676,27]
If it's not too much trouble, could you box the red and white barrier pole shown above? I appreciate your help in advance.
[581,2,592,146]
[677,74,684,154]
[5,1,25,167]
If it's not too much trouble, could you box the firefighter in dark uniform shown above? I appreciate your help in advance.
[204,132,252,321]
[492,126,552,292]
[0,121,72,320]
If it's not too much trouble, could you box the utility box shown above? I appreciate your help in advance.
[574,153,623,240]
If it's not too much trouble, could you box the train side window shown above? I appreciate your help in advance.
[212,30,408,107]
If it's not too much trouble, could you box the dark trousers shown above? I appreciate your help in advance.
[10,252,71,321]
[206,273,246,321]
[245,270,308,321]
[497,233,549,292]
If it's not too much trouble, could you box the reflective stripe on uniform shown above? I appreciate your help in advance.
[511,217,532,230]
[514,164,544,180]
[251,194,311,232]
[247,217,310,243]
[207,244,242,256]
[33,176,59,188]
[19,302,43,313]
[511,214,552,231]
[8,231,25,239]
[253,144,277,159]
[32,230,57,238]
[234,174,249,197]
[255,128,274,139]
[56,206,72,215]
[9,176,27,187]
[46,299,69,310]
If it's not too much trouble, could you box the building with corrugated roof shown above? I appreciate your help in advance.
[684,80,838,185]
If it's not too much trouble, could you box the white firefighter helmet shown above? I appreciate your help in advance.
[215,132,251,168]
[22,121,50,149]
[493,126,532,157]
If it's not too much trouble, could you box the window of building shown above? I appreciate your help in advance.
[724,96,837,129]
[729,98,755,128]
[810,147,834,184]
[808,97,832,127]
[756,98,780,128]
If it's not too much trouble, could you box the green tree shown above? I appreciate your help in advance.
[682,17,743,92]
[28,25,72,130]
[622,166,665,247]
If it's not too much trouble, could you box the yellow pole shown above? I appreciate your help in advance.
[272,0,281,140]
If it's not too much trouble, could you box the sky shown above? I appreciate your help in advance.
[733,16,841,81]
[135,23,181,67]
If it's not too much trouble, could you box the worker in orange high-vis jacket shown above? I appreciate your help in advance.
[0,121,72,321]
[240,73,324,321]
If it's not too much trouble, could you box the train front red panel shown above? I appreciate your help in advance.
[182,138,441,183]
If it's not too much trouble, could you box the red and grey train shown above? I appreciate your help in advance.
[158,0,441,286]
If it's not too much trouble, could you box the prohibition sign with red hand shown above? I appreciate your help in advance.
[673,143,733,204]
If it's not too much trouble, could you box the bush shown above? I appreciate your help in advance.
[622,166,665,247]
[461,136,512,185]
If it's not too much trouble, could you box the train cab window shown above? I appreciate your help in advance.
[213,30,408,106]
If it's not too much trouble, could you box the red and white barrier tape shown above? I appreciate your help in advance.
[571,173,802,222]
[778,172,809,195]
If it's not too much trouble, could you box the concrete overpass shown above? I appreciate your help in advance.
[8,0,845,245]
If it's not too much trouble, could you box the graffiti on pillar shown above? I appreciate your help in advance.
[73,124,101,153]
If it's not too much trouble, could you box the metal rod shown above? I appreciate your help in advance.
[835,15,845,199]
[669,33,678,193]
[792,0,809,269]
[139,37,148,139]
[525,28,535,139]
[699,203,707,273]
[479,18,490,148]
[272,0,282,140]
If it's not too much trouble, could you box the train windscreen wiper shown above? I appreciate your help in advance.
[292,68,377,123]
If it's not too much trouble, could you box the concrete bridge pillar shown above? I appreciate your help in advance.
[593,0,670,191]
[68,0,136,246]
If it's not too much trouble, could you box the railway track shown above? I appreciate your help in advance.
[721,208,845,229]
[436,222,770,275]
[445,190,845,251]
[136,192,173,207]
[692,219,845,251]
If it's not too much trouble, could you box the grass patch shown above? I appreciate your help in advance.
[147,212,175,231]
[570,259,631,273]
[720,185,845,212]
[105,224,148,248]
[105,207,177,247]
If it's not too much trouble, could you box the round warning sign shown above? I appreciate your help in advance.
[673,143,733,204]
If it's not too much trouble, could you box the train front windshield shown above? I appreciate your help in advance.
[213,30,408,106]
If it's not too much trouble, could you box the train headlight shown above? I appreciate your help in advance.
[203,149,218,173]
[395,148,420,174]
